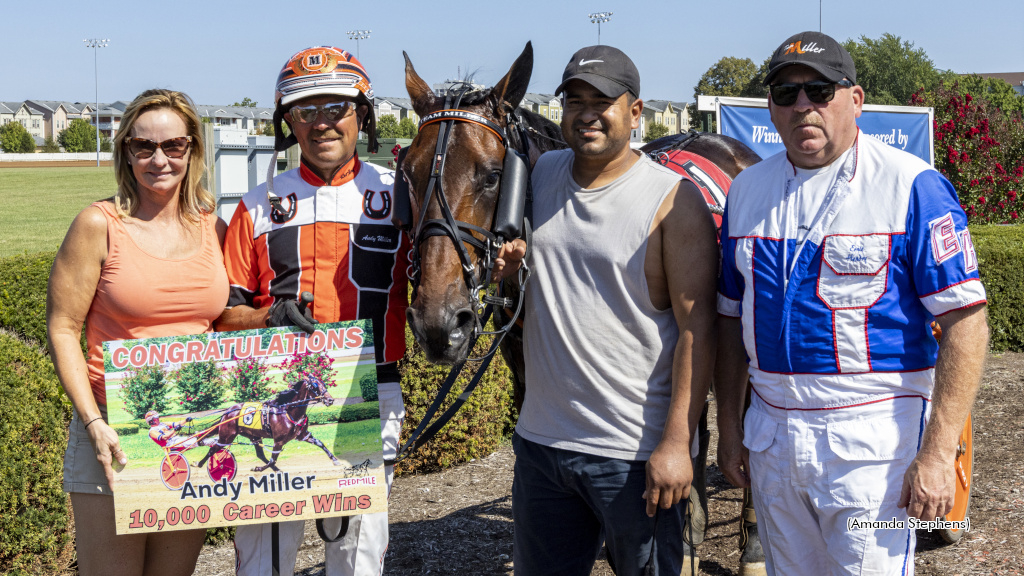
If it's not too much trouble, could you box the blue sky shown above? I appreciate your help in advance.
[3,0,1021,107]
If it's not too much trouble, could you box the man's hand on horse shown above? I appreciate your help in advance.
[266,291,319,334]
[492,239,527,282]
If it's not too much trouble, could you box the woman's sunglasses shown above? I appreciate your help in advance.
[124,136,192,159]
[769,80,854,106]
[287,101,357,124]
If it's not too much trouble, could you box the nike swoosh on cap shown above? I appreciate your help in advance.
[578,59,604,65]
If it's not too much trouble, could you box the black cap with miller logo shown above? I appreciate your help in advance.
[764,31,857,85]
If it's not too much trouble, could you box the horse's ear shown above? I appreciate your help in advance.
[404,51,437,117]
[490,41,533,117]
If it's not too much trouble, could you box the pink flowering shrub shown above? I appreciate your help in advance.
[120,364,170,419]
[282,350,336,388]
[227,356,273,402]
[912,82,1024,224]
[173,360,225,412]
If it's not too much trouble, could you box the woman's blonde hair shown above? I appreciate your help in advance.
[112,89,214,222]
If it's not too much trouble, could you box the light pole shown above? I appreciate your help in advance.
[819,0,822,31]
[588,12,612,45]
[83,38,109,167]
[346,30,371,60]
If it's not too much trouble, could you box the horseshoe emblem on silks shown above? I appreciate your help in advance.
[269,193,298,224]
[363,189,392,220]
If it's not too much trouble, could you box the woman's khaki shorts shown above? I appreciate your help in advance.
[63,406,112,495]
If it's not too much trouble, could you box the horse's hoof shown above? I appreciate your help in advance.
[333,459,342,466]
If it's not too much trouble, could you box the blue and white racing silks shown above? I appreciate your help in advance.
[718,132,986,410]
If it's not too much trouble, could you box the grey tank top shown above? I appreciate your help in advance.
[517,149,682,460]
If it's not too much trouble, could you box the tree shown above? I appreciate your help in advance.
[398,117,418,139]
[843,34,939,105]
[19,130,35,152]
[376,114,401,139]
[691,56,769,130]
[939,72,1024,115]
[261,122,275,136]
[0,121,30,153]
[693,57,760,102]
[233,97,258,107]
[644,122,670,143]
[58,118,97,153]
[41,137,60,153]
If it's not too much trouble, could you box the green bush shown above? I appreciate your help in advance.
[173,360,225,412]
[971,224,1024,351]
[0,252,57,349]
[228,356,272,402]
[109,423,140,435]
[307,402,380,425]
[119,364,171,419]
[0,334,73,575]
[359,371,378,401]
[396,328,517,475]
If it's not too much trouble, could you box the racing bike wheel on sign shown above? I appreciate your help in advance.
[940,413,973,544]
[160,452,191,490]
[207,449,238,483]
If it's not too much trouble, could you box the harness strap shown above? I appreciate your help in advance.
[386,335,503,467]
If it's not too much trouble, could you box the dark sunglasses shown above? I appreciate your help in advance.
[124,136,192,159]
[287,101,356,124]
[769,80,854,106]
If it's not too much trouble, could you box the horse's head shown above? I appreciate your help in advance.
[399,42,533,364]
[298,374,333,407]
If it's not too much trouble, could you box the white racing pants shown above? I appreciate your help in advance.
[234,383,404,576]
[743,393,929,576]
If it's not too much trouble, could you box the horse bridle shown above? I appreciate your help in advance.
[397,85,532,347]
[388,85,534,464]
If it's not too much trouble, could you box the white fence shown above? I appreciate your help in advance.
[0,152,113,162]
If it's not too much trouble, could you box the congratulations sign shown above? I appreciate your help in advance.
[105,321,385,535]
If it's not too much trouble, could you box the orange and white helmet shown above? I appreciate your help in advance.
[272,46,378,154]
[144,411,160,425]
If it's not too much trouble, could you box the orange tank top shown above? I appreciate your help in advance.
[85,201,229,404]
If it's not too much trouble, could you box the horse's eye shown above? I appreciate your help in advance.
[484,170,501,188]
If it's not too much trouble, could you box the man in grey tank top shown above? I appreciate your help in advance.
[509,45,719,576]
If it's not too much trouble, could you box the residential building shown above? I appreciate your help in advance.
[1,102,45,140]
[375,97,419,125]
[25,100,86,141]
[80,101,128,138]
[520,93,562,123]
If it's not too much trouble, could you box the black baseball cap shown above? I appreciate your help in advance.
[764,31,857,85]
[555,45,640,99]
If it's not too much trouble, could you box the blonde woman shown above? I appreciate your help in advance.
[46,89,228,575]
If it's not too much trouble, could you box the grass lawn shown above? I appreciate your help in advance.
[0,166,115,257]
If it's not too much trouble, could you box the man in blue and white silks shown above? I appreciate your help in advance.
[715,31,988,575]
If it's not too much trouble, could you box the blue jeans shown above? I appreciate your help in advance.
[512,433,686,576]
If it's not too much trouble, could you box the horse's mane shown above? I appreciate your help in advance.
[268,384,299,407]
[515,109,567,154]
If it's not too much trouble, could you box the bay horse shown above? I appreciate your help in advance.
[195,374,341,473]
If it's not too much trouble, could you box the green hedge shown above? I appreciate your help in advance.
[307,402,381,425]
[109,423,140,435]
[0,252,55,349]
[971,225,1024,351]
[396,327,516,475]
[0,334,73,576]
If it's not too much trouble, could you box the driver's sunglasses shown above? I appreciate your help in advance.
[770,79,854,106]
[124,136,192,159]
[288,101,356,124]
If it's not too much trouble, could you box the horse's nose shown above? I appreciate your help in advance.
[406,305,477,363]
[448,308,477,348]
